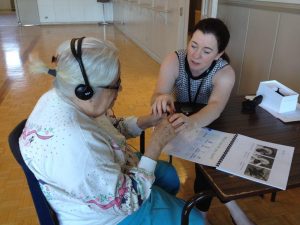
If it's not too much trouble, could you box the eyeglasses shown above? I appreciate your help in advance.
[97,78,121,90]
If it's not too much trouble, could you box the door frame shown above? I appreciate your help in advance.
[201,0,218,18]
[14,0,21,24]
[14,0,40,25]
[181,0,218,48]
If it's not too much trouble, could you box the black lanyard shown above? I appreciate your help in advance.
[188,77,203,104]
[185,57,217,104]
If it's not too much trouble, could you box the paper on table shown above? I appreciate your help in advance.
[259,103,300,122]
[245,95,300,122]
[162,127,235,166]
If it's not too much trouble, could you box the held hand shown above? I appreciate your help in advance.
[136,113,166,130]
[147,113,165,127]
[168,113,194,133]
[151,94,175,117]
[145,118,176,160]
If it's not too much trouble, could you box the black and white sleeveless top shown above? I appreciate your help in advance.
[174,49,228,104]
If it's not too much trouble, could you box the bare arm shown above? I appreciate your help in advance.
[151,52,179,116]
[192,65,235,126]
[169,65,235,131]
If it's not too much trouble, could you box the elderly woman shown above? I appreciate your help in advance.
[19,37,204,225]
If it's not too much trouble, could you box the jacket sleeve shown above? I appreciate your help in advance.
[109,115,143,139]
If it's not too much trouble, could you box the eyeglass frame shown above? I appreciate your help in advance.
[96,78,121,90]
[51,55,121,91]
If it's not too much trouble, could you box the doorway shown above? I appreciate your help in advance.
[188,0,202,34]
[186,0,219,42]
[0,0,18,26]
[14,0,40,25]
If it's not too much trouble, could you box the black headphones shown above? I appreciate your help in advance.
[70,37,94,100]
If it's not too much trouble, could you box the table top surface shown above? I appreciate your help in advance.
[197,96,300,201]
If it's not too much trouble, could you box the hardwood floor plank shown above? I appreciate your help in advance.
[0,79,11,105]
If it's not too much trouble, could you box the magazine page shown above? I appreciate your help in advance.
[217,134,294,190]
[162,127,235,166]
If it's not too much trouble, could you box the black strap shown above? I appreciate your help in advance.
[188,77,203,104]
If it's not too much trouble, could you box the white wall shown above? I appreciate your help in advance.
[218,0,300,95]
[15,0,40,25]
[0,0,11,10]
[113,0,188,63]
[255,0,300,3]
[37,0,113,24]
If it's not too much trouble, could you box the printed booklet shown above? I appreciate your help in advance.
[162,127,294,190]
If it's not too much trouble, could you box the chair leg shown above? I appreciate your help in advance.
[139,131,145,154]
[259,194,264,199]
[259,192,277,202]
[181,190,214,225]
[271,192,277,202]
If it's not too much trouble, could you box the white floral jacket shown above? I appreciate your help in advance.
[19,89,156,225]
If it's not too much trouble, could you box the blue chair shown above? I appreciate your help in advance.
[8,119,58,225]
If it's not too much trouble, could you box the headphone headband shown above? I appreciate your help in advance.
[70,37,94,100]
[70,37,91,88]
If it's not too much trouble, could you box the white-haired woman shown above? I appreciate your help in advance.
[19,37,204,225]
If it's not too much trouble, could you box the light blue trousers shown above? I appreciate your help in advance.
[118,160,204,225]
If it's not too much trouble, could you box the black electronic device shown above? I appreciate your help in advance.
[174,102,205,116]
[242,95,263,114]
[70,37,94,100]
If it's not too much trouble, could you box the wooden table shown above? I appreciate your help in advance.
[195,96,300,202]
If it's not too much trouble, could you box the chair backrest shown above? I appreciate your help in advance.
[8,119,59,225]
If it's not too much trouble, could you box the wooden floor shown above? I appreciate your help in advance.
[1,11,300,225]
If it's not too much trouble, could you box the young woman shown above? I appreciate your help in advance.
[151,18,255,225]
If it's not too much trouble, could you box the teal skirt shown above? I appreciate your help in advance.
[118,160,204,225]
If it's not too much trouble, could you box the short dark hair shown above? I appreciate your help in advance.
[193,18,230,54]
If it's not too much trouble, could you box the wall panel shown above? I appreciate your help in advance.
[113,0,186,63]
[239,9,279,94]
[270,13,300,92]
[219,0,300,95]
[218,4,249,94]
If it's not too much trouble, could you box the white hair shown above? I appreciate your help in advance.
[29,37,119,98]
[55,37,119,86]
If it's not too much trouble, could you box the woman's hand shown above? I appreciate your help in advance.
[151,94,175,117]
[144,118,176,160]
[168,113,195,133]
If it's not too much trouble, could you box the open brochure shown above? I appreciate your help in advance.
[162,127,294,190]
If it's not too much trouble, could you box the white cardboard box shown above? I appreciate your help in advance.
[256,80,299,113]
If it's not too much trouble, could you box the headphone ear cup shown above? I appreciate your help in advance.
[75,84,94,100]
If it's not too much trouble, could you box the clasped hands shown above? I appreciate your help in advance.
[151,94,193,133]
[145,94,195,160]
